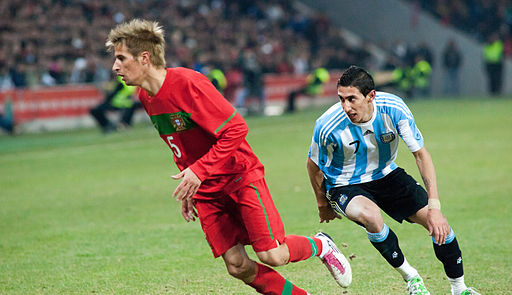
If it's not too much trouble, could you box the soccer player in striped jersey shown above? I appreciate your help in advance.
[307,66,479,295]
[106,19,351,295]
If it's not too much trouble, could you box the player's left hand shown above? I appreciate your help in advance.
[427,209,450,245]
[172,168,201,201]
[181,198,198,222]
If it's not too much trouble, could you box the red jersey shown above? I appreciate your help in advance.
[138,67,264,196]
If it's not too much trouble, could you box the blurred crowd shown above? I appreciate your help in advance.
[2,0,508,98]
[0,0,373,92]
[411,0,512,57]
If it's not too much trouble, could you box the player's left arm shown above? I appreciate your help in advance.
[396,103,451,244]
[180,197,198,222]
[413,147,450,244]
[186,79,248,179]
[172,77,247,202]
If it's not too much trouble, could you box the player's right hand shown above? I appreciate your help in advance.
[172,168,201,201]
[318,205,342,223]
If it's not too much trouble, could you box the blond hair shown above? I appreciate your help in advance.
[106,19,166,68]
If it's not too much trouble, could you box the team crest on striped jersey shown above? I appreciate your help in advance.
[380,131,396,143]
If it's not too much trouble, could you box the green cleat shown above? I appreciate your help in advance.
[407,276,430,295]
[459,288,481,295]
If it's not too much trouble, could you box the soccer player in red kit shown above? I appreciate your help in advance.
[106,19,351,294]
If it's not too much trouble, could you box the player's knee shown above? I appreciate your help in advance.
[349,207,381,229]
[256,250,288,267]
[226,264,252,280]
[347,197,381,227]
[362,210,382,227]
[224,256,254,280]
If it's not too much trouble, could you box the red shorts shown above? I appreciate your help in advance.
[194,178,285,257]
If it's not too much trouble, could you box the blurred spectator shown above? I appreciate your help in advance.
[410,54,432,97]
[48,58,67,85]
[483,33,504,95]
[89,76,141,133]
[0,64,14,90]
[234,47,265,114]
[414,41,434,66]
[504,32,512,58]
[0,98,14,134]
[206,67,228,95]
[9,63,27,88]
[381,56,414,98]
[442,38,463,96]
[391,39,413,65]
[223,65,243,102]
[0,113,13,134]
[292,50,310,74]
[286,60,330,112]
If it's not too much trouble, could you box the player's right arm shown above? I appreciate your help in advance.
[307,158,340,223]
[308,120,341,223]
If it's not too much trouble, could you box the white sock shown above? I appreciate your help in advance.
[318,236,330,259]
[448,275,467,295]
[395,258,419,281]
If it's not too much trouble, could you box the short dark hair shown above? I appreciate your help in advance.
[337,65,375,97]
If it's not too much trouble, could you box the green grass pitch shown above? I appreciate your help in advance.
[1,97,511,294]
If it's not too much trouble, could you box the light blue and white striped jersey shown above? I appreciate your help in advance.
[308,91,424,191]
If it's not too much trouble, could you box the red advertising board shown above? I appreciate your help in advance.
[0,85,103,123]
[0,72,342,124]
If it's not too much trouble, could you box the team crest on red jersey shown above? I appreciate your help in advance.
[171,113,186,132]
[150,111,196,135]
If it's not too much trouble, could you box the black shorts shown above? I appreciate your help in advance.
[327,168,428,223]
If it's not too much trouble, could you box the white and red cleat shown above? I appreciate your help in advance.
[315,232,352,288]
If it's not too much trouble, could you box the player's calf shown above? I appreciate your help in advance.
[283,234,323,263]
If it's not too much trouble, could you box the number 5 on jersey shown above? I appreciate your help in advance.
[166,136,182,158]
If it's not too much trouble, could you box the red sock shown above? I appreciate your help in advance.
[284,235,323,262]
[248,263,307,295]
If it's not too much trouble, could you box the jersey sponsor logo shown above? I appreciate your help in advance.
[150,112,196,135]
[380,132,396,143]
[363,130,373,136]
